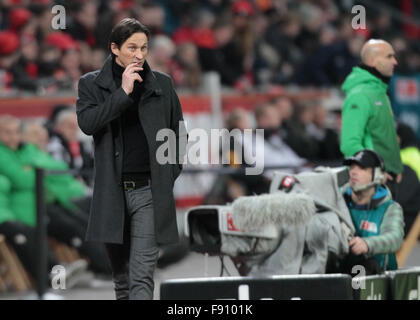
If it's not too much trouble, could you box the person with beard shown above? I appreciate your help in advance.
[340,39,403,199]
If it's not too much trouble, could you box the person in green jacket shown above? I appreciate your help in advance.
[0,173,62,280]
[340,149,404,274]
[340,39,403,199]
[21,122,89,213]
[0,115,110,275]
[0,172,91,286]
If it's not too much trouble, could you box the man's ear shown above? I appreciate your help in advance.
[110,42,120,57]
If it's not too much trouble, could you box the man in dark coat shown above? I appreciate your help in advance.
[76,18,187,300]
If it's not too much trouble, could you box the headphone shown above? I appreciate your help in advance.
[350,149,386,192]
[365,149,385,183]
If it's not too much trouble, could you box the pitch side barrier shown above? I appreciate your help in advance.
[160,269,420,300]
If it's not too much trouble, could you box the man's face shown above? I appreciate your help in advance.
[349,163,373,188]
[24,124,49,151]
[257,106,281,129]
[373,43,398,77]
[55,114,79,142]
[0,121,21,150]
[111,32,148,68]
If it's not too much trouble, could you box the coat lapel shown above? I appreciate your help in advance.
[142,61,163,98]
[94,55,117,92]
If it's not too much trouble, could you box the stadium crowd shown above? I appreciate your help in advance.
[1,0,420,94]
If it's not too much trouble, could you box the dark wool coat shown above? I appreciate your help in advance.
[76,55,187,245]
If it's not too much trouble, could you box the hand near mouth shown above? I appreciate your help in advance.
[122,63,144,94]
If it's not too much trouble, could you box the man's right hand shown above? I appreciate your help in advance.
[121,63,143,95]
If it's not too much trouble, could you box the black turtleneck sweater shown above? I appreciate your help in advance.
[112,58,150,181]
[359,64,391,85]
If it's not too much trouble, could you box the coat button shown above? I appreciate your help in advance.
[115,151,120,157]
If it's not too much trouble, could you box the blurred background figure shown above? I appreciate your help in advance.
[281,101,319,161]
[396,123,420,236]
[254,102,308,179]
[306,103,342,161]
[47,109,93,186]
[148,34,176,76]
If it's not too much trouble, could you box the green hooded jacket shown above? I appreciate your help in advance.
[0,143,86,226]
[341,67,403,175]
[0,174,16,225]
[17,143,86,211]
[0,142,36,226]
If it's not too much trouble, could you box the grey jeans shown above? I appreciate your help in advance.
[105,184,159,300]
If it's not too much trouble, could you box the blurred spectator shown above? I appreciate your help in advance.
[8,7,32,32]
[47,109,94,185]
[138,1,166,36]
[370,10,398,40]
[59,47,82,91]
[95,0,139,51]
[22,120,49,151]
[252,11,276,87]
[306,104,342,161]
[395,164,420,237]
[66,0,98,48]
[204,107,268,205]
[397,122,420,180]
[0,30,20,92]
[272,96,293,123]
[0,115,110,275]
[225,107,270,195]
[89,47,107,71]
[264,12,304,84]
[44,103,72,136]
[297,34,364,87]
[297,1,326,55]
[226,0,256,90]
[2,0,420,96]
[9,34,40,92]
[0,172,88,285]
[281,101,319,160]
[148,34,176,75]
[0,0,419,93]
[197,16,253,88]
[254,102,307,179]
[37,41,62,78]
[396,120,420,237]
[172,41,202,90]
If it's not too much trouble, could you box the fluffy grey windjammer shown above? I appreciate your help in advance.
[231,192,315,232]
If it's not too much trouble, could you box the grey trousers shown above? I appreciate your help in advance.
[105,184,159,300]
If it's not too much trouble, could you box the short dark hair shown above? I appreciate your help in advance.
[108,18,150,53]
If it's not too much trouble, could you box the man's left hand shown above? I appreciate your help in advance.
[349,236,369,255]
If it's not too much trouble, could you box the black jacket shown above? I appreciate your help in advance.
[76,55,187,244]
